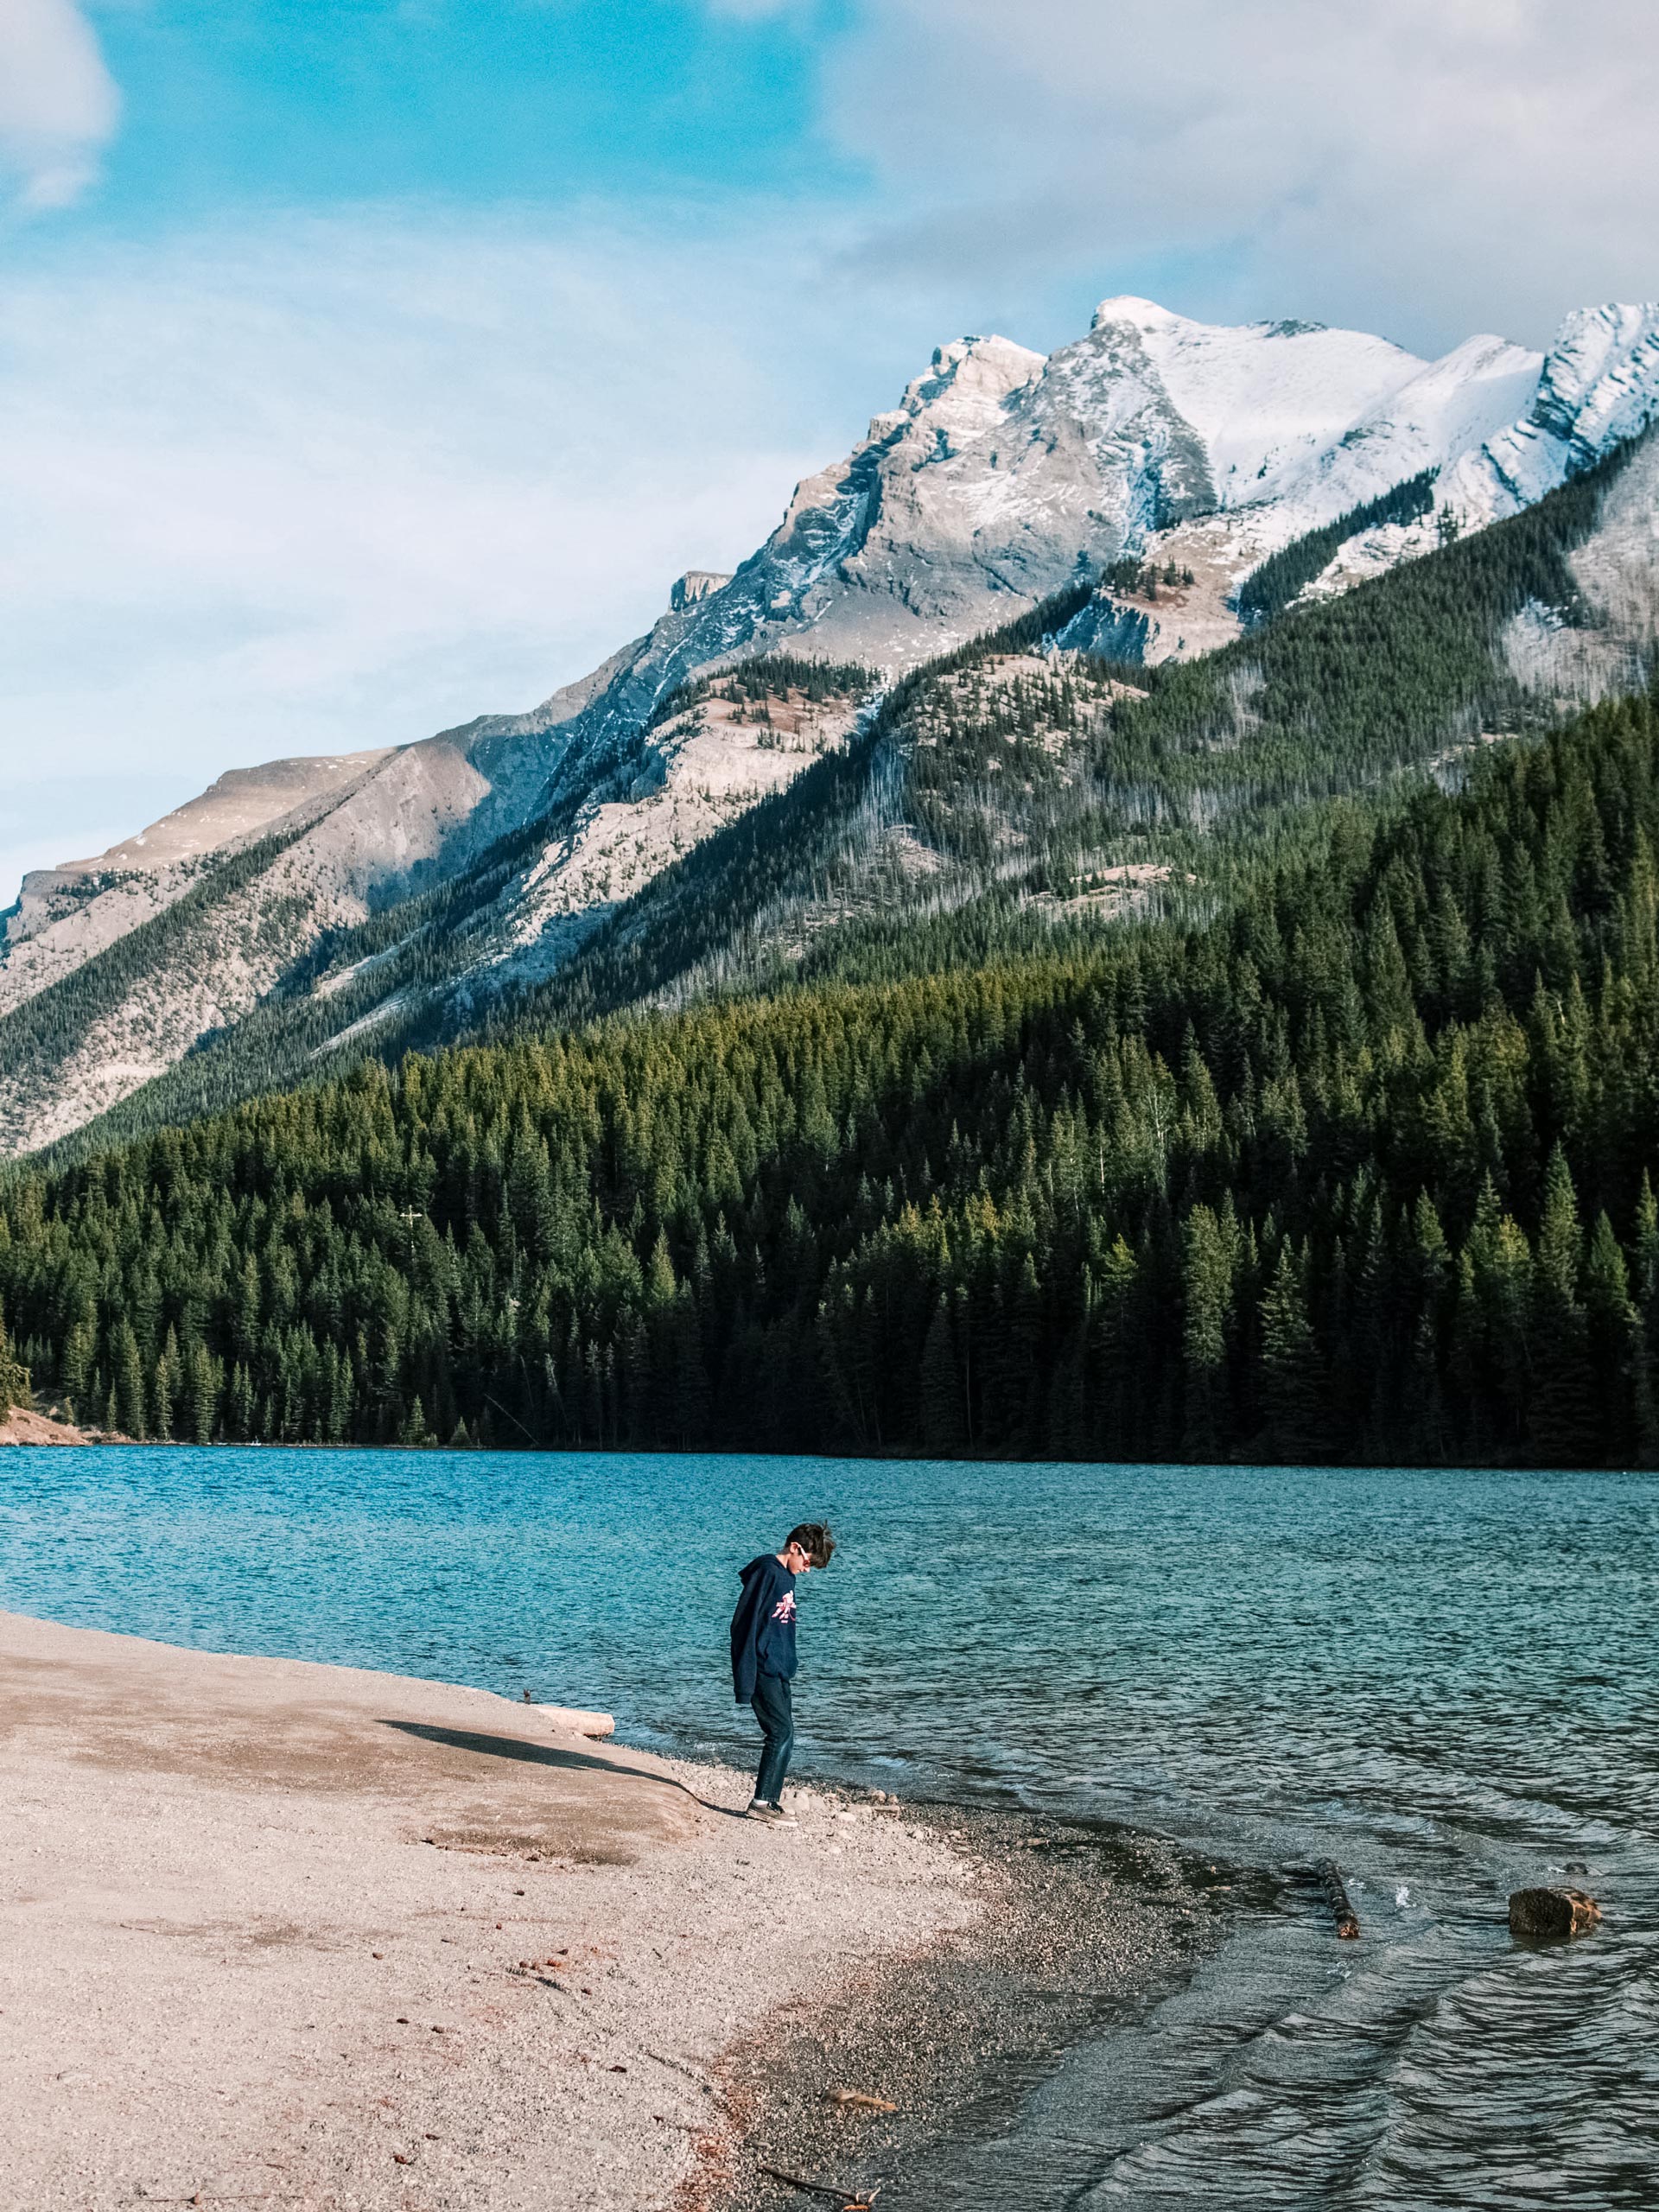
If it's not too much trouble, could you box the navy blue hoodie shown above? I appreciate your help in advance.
[730,1554,798,1702]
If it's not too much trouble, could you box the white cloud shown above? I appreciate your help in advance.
[0,204,941,900]
[822,0,1659,350]
[0,0,120,209]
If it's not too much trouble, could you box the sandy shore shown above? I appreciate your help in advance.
[0,1611,983,2211]
[0,1405,88,1445]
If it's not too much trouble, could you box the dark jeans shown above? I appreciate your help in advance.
[750,1670,794,1804]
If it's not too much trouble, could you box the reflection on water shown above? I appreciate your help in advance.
[2,1449,1654,2208]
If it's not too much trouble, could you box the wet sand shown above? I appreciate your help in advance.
[713,1808,1214,2210]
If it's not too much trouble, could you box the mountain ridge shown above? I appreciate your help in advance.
[5,289,1658,1160]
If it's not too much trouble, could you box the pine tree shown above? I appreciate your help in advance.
[918,1299,967,1455]
[0,1313,29,1414]
[229,1360,255,1442]
[1632,1173,1659,1466]
[1529,1147,1594,1465]
[1407,1193,1452,1463]
[1091,1235,1141,1457]
[114,1321,148,1440]
[1257,1243,1327,1462]
[1583,1211,1635,1464]
[185,1343,217,1446]
[1181,1205,1234,1459]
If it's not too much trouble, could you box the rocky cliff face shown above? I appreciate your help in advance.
[5,292,1658,1159]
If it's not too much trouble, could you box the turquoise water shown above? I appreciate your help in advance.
[3,1447,1655,2208]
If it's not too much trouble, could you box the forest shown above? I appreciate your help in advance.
[1234,467,1440,626]
[6,685,1659,1466]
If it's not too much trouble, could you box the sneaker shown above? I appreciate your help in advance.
[746,1799,798,1827]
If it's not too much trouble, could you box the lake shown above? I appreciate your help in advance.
[3,1446,1654,2209]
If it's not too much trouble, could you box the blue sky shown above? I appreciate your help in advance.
[3,0,1655,902]
[78,3,850,226]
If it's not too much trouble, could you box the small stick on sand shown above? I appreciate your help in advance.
[758,2163,882,2208]
[137,2196,303,2205]
[1314,1859,1360,1938]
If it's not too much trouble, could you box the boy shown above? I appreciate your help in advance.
[728,1522,835,1824]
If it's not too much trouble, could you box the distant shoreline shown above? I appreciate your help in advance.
[0,1418,1109,1462]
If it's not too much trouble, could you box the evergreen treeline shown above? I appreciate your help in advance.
[1102,556,1197,599]
[648,653,880,728]
[1235,467,1440,626]
[7,688,1659,1466]
[1104,438,1637,848]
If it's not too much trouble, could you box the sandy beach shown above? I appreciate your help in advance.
[0,1610,988,2212]
[0,1406,88,1446]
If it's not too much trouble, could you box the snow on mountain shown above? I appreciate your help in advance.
[356,292,1659,798]
[1263,334,1541,522]
[1058,298,1659,659]
[7,291,1659,1159]
[1440,302,1659,524]
[1077,296,1426,511]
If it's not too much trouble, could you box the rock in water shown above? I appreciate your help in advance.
[1509,1886,1601,1941]
[1315,1858,1360,1938]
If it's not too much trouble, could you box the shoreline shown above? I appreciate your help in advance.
[706,1806,1217,2211]
[0,1403,90,1446]
[0,1610,1209,2211]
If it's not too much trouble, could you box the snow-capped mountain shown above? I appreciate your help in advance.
[5,292,1658,1158]
[524,294,1659,708]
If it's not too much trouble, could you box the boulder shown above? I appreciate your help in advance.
[1509,1886,1601,1941]
[533,1704,615,1739]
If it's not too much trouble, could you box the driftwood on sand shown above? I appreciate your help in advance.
[758,2164,882,2209]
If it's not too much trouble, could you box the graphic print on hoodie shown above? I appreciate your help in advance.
[730,1554,798,1702]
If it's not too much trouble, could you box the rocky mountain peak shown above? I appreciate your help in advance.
[670,570,732,613]
[1532,301,1659,460]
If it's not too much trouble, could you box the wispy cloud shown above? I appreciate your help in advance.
[823,0,1659,350]
[0,202,940,896]
[0,0,120,210]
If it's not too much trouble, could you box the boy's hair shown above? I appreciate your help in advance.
[786,1521,836,1569]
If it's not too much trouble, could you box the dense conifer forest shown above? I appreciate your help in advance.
[6,687,1659,1466]
[1234,467,1440,626]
